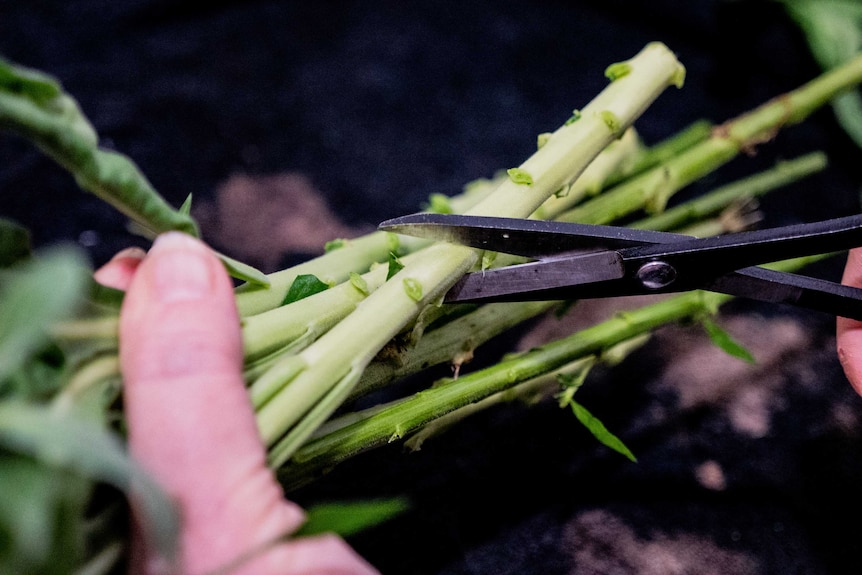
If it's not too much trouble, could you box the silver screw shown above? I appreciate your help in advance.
[637,260,677,290]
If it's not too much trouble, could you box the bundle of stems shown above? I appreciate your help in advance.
[3,45,862,486]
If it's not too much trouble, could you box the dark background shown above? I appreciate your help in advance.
[2,1,862,573]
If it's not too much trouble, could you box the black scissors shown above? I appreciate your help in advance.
[378,213,862,320]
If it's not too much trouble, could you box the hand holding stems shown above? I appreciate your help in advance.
[837,248,862,397]
[94,232,376,575]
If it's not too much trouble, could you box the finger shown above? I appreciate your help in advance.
[837,248,862,396]
[93,247,147,290]
[245,534,379,575]
[120,232,305,574]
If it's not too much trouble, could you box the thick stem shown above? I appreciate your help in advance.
[258,43,685,459]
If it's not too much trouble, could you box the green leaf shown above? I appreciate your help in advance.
[295,497,409,538]
[701,317,756,364]
[0,247,90,383]
[386,252,405,280]
[0,454,90,574]
[179,193,193,216]
[0,57,199,238]
[569,400,637,462]
[212,249,270,287]
[0,217,31,267]
[282,274,330,305]
[0,401,179,564]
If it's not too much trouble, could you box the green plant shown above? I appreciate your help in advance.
[1,42,860,572]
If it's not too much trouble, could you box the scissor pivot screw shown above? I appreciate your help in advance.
[637,261,677,290]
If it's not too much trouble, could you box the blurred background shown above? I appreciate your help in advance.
[2,1,862,573]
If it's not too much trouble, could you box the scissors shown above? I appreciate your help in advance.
[378,212,862,320]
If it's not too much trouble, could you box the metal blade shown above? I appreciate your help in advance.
[444,250,625,302]
[705,266,862,320]
[379,213,689,258]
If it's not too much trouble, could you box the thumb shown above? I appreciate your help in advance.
[120,232,306,574]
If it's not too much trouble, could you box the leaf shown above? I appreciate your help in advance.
[179,193,193,216]
[282,274,330,305]
[386,252,405,280]
[0,56,200,237]
[0,401,179,564]
[0,454,91,574]
[295,497,409,538]
[569,400,637,462]
[0,247,90,383]
[701,317,756,364]
[212,249,270,287]
[0,217,31,267]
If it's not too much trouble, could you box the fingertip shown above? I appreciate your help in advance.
[93,247,147,291]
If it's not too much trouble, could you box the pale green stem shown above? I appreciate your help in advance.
[347,155,819,400]
[259,43,685,460]
[630,151,827,231]
[557,52,862,226]
[278,255,825,483]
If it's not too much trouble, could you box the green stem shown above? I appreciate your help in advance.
[630,151,828,231]
[259,43,685,462]
[278,289,724,483]
[557,52,862,226]
[0,57,197,237]
[279,254,826,486]
[346,154,820,400]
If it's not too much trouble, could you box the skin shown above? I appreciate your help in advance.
[94,232,377,575]
[837,248,862,397]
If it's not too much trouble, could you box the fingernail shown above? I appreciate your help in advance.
[150,232,215,303]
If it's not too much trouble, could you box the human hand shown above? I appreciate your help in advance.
[837,248,862,397]
[95,232,377,575]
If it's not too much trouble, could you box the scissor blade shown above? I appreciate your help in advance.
[379,213,689,258]
[445,250,626,302]
[705,267,862,320]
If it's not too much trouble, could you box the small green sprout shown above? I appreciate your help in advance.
[385,232,400,254]
[481,251,497,271]
[325,238,348,252]
[506,167,534,186]
[537,132,553,149]
[426,193,453,214]
[672,64,687,89]
[604,62,632,82]
[564,109,582,126]
[402,277,423,301]
[349,271,369,296]
[553,184,570,199]
[599,110,622,134]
